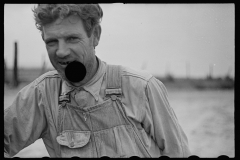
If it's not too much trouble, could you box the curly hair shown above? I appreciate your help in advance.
[32,4,103,37]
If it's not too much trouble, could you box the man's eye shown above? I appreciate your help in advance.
[46,40,57,46]
[68,37,79,42]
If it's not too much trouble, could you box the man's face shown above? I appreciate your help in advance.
[42,15,99,86]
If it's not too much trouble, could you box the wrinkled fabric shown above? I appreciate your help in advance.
[4,57,191,158]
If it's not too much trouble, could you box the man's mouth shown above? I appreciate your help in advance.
[64,61,87,82]
[59,61,71,67]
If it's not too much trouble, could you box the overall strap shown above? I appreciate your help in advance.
[106,65,151,157]
[105,65,122,97]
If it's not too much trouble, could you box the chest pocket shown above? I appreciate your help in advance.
[56,130,90,148]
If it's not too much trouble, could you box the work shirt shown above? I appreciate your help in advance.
[4,57,191,158]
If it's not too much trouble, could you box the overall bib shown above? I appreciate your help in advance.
[56,65,153,158]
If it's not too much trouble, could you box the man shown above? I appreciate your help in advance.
[4,4,191,158]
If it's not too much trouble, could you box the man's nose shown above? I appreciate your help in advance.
[56,41,71,58]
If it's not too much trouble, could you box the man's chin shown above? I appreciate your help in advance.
[56,68,85,87]
[70,81,83,87]
[63,75,83,87]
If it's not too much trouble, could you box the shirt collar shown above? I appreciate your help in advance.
[60,56,106,101]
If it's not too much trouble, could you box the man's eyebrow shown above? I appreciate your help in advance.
[44,33,84,42]
[44,37,56,43]
[65,33,84,38]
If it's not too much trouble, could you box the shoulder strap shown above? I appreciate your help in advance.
[105,65,151,157]
[105,65,122,96]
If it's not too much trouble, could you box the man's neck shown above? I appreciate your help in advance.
[68,56,99,88]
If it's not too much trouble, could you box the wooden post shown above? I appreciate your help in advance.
[40,54,46,76]
[4,59,6,83]
[210,64,213,79]
[186,62,190,79]
[13,41,19,87]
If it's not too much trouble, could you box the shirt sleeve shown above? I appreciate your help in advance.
[143,77,191,157]
[4,81,48,157]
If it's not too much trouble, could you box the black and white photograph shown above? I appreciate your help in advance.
[4,3,234,158]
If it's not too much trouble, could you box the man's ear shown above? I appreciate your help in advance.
[93,25,101,48]
[41,32,44,41]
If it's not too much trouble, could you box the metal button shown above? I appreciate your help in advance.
[83,112,87,121]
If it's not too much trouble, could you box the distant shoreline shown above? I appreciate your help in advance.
[4,68,234,90]
[158,77,234,90]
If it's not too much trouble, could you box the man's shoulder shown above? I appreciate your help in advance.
[120,65,153,82]
[34,70,61,85]
[115,65,154,102]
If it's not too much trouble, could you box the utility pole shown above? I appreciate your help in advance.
[186,62,190,79]
[227,66,232,77]
[40,54,47,75]
[208,63,213,79]
[4,59,7,83]
[13,41,19,87]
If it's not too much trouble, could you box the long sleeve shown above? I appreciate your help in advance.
[4,81,48,157]
[143,77,191,157]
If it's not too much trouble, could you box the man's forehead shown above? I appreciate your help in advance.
[42,15,86,40]
[55,14,81,25]
[43,15,83,30]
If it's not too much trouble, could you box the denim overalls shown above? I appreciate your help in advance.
[56,65,152,158]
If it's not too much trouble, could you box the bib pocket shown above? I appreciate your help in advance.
[56,130,91,148]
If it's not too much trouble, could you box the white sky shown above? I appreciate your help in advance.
[4,3,235,78]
